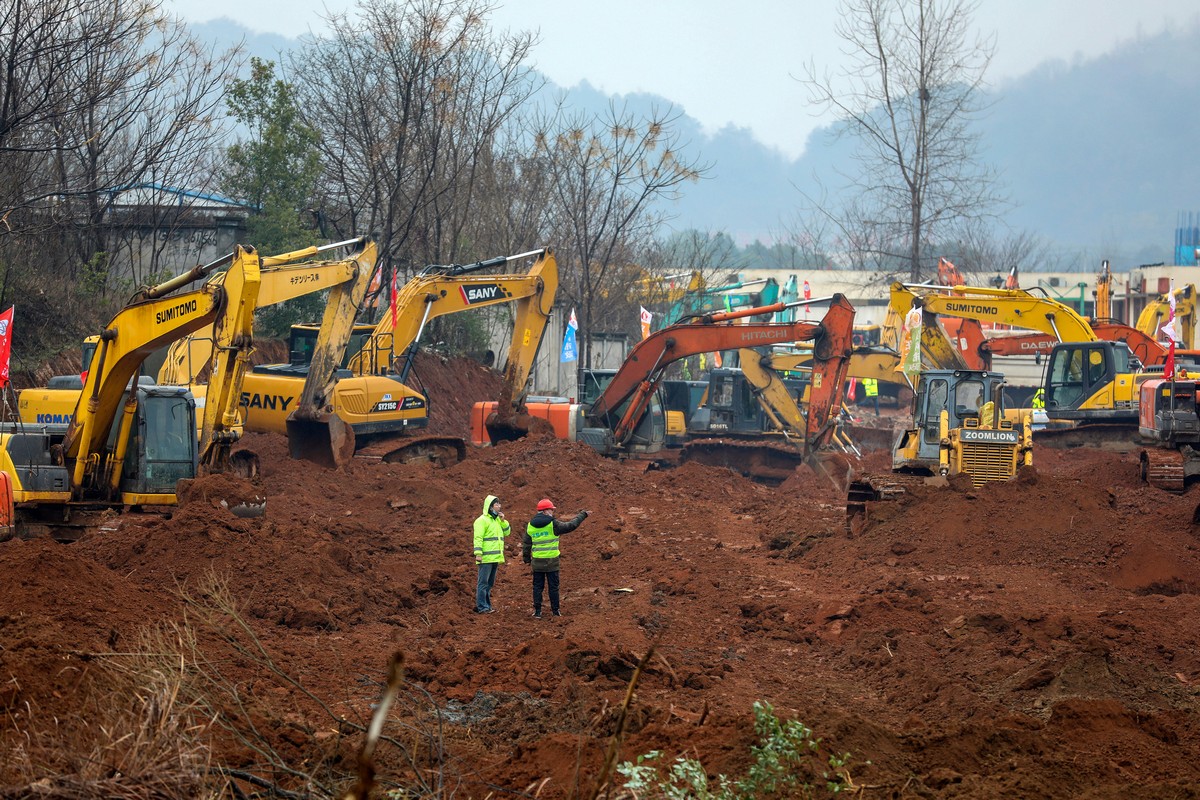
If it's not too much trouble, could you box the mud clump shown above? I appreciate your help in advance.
[176,472,265,510]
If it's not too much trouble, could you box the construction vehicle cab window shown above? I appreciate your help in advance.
[1045,342,1137,418]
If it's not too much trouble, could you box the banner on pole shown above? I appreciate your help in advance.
[0,306,13,389]
[899,303,923,380]
[560,307,579,362]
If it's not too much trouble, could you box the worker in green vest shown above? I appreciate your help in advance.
[522,498,590,618]
[862,377,880,415]
[1031,388,1045,409]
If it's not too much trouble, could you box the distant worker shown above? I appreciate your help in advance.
[862,377,879,415]
[1031,388,1045,409]
[522,498,590,619]
[473,494,511,614]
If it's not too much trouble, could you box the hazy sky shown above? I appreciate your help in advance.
[167,0,1200,159]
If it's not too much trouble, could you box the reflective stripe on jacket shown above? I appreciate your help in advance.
[473,494,511,564]
[522,510,588,573]
[528,521,560,560]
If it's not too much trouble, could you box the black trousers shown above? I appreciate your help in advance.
[532,570,560,613]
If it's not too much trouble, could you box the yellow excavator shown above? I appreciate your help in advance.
[240,247,558,465]
[750,345,909,451]
[158,237,376,469]
[18,238,377,472]
[890,282,1148,448]
[0,246,263,539]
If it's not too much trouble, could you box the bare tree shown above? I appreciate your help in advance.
[535,101,710,367]
[289,0,538,299]
[0,0,236,364]
[801,0,1000,281]
[942,220,1060,282]
[48,2,236,287]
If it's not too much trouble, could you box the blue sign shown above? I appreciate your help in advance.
[560,307,579,362]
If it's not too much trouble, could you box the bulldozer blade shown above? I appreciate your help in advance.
[287,413,356,469]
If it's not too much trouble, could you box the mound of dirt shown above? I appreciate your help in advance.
[2,356,1200,798]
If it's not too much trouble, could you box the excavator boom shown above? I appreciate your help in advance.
[65,250,253,467]
[242,247,556,466]
[891,282,1098,343]
[349,248,556,379]
[589,294,856,449]
[1136,283,1196,350]
[982,321,1166,367]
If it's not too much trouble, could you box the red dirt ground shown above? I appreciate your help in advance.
[2,354,1200,798]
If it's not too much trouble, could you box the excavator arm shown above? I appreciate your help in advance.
[283,240,376,467]
[763,345,908,388]
[589,294,856,449]
[348,248,556,380]
[890,282,1099,343]
[63,248,261,497]
[1095,261,1113,321]
[737,300,855,453]
[196,245,262,475]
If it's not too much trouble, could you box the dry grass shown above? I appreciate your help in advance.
[0,666,219,799]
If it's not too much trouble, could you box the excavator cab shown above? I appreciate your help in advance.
[690,369,762,435]
[687,367,808,437]
[121,385,198,499]
[573,369,666,454]
[1044,341,1140,423]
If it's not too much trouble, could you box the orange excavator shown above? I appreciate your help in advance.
[475,295,857,482]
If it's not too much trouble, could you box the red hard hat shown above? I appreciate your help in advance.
[537,498,555,511]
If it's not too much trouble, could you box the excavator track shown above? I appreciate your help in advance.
[845,472,945,534]
[679,437,807,485]
[846,474,917,518]
[354,434,467,466]
[1140,448,1186,492]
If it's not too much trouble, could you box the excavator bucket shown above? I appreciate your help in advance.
[485,409,537,443]
[805,450,853,492]
[287,412,356,470]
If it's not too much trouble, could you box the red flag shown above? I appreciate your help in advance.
[390,268,398,330]
[0,306,13,389]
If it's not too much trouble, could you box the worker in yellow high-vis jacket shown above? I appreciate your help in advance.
[473,494,511,614]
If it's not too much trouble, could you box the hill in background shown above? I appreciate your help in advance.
[192,18,1200,267]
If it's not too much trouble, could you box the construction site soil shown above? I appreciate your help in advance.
[2,352,1200,798]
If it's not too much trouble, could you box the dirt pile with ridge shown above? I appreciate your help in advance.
[0,357,1198,797]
